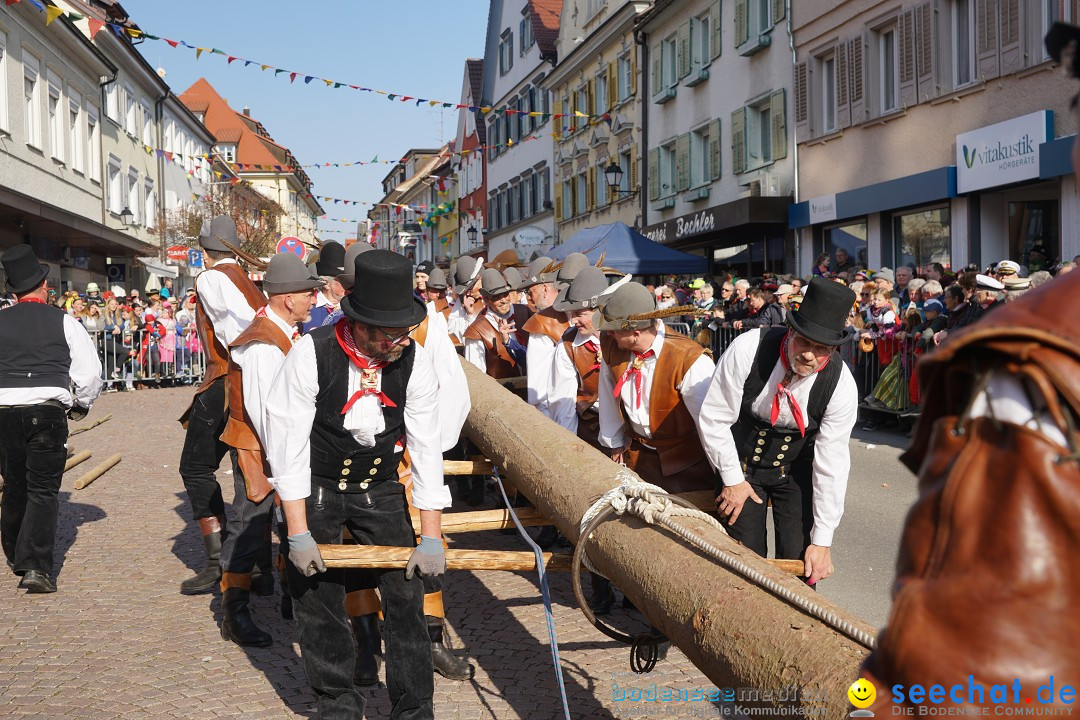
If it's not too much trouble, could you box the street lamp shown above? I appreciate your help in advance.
[119,206,134,227]
[466,226,478,246]
[604,163,636,197]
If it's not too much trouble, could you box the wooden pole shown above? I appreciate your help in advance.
[73,454,121,490]
[64,450,92,473]
[69,413,113,436]
[320,544,573,572]
[413,507,550,534]
[443,460,494,476]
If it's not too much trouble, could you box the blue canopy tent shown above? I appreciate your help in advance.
[548,222,707,276]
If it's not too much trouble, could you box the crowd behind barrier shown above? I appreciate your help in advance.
[90,327,207,391]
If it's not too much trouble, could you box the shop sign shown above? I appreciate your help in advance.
[643,208,717,244]
[514,226,547,245]
[808,194,838,224]
[956,111,1052,194]
[166,245,190,263]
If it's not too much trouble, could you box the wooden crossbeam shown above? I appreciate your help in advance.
[320,545,572,572]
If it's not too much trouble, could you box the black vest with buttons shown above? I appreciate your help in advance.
[732,327,842,474]
[309,324,415,492]
[0,302,71,390]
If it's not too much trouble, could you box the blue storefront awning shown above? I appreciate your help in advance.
[1039,134,1075,180]
[790,166,957,229]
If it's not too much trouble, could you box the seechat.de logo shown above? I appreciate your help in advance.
[849,678,876,718]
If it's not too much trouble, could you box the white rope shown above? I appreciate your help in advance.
[578,471,877,650]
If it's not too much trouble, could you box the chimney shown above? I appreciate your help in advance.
[242,107,251,117]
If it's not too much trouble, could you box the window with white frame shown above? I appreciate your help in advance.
[659,141,676,197]
[952,0,976,87]
[68,91,83,173]
[0,33,8,132]
[520,11,534,54]
[508,96,520,142]
[522,173,533,217]
[164,119,174,152]
[661,35,677,89]
[619,151,632,195]
[747,100,773,166]
[575,85,589,127]
[562,179,573,219]
[692,12,712,67]
[86,105,100,182]
[140,100,152,146]
[879,26,899,113]
[690,124,711,188]
[48,76,62,161]
[821,52,837,134]
[124,85,136,136]
[144,178,156,229]
[127,168,140,224]
[24,64,40,148]
[576,170,588,215]
[499,30,514,75]
[104,82,119,122]
[617,54,632,102]
[106,155,122,212]
[586,0,606,19]
[216,143,237,162]
[595,161,608,207]
[508,182,519,224]
[595,70,609,116]
[560,92,572,135]
[532,171,544,214]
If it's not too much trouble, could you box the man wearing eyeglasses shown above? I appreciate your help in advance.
[264,249,450,720]
[463,268,529,379]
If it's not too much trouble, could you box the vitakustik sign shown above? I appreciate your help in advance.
[956,111,1052,194]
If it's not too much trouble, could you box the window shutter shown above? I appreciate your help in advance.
[709,118,722,180]
[794,60,812,140]
[731,107,746,175]
[587,78,595,118]
[678,22,692,79]
[849,34,867,124]
[976,0,1000,80]
[607,63,618,109]
[898,9,918,107]
[630,153,639,192]
[735,0,749,47]
[676,133,691,192]
[553,98,562,141]
[651,45,662,98]
[771,0,785,25]
[554,188,563,222]
[770,90,787,160]
[648,148,660,200]
[587,167,596,212]
[630,46,638,95]
[836,43,851,127]
[915,1,939,101]
[998,0,1022,75]
[710,0,722,59]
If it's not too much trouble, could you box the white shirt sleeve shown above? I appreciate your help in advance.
[697,330,761,486]
[547,342,579,434]
[677,354,716,422]
[264,334,318,502]
[808,365,858,547]
[463,337,487,373]
[423,309,471,451]
[597,358,627,449]
[64,314,103,409]
[405,343,453,511]
[232,340,286,448]
[197,264,259,347]
[526,333,556,414]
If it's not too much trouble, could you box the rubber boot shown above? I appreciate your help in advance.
[250,567,274,597]
[351,613,382,688]
[588,573,615,615]
[180,516,225,595]
[220,587,272,648]
[427,616,474,680]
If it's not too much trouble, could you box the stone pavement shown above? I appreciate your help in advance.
[0,388,722,719]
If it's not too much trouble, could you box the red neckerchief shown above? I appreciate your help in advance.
[582,339,601,372]
[19,297,46,304]
[612,349,655,408]
[770,331,831,438]
[334,319,397,414]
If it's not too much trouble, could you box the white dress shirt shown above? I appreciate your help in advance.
[0,312,103,409]
[445,302,476,343]
[697,329,858,547]
[597,323,715,450]
[229,307,295,447]
[547,330,598,435]
[526,331,557,416]
[423,301,471,451]
[196,258,260,347]
[264,334,452,511]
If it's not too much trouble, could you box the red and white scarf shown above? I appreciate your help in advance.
[612,350,655,408]
[770,331,831,437]
[334,319,397,414]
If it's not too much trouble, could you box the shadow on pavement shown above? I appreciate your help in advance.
[53,490,107,577]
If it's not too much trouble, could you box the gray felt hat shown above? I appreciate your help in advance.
[518,256,556,289]
[556,253,590,288]
[263,253,324,295]
[553,267,610,313]
[502,266,525,291]
[596,282,657,331]
[427,267,449,291]
[452,256,483,295]
[199,215,238,253]
[336,242,374,289]
[478,267,512,297]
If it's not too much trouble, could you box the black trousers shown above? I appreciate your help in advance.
[722,467,813,560]
[286,480,433,720]
[218,449,273,576]
[0,403,69,575]
[178,377,228,520]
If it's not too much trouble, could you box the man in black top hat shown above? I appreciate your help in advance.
[301,242,347,334]
[264,249,450,720]
[0,246,102,593]
[698,278,859,585]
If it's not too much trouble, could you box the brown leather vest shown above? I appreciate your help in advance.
[862,272,1080,714]
[512,303,533,345]
[523,306,569,344]
[220,315,293,451]
[463,314,522,379]
[601,328,710,475]
[433,297,450,316]
[411,314,430,348]
[193,262,267,395]
[564,328,600,415]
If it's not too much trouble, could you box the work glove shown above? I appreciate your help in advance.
[67,404,89,422]
[288,531,326,577]
[405,535,445,580]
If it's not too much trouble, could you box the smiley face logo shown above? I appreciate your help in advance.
[848,678,876,709]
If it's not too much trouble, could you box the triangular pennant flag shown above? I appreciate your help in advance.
[334,82,344,89]
[227,56,236,64]
[195,48,205,59]
[244,60,253,67]
[211,49,225,55]
[303,76,314,84]
[5,1,21,6]
[275,69,285,76]
[127,28,143,38]
[66,12,84,21]
[429,100,439,107]
[89,18,105,39]
[164,38,178,47]
[324,79,333,87]
[387,94,396,101]
[45,6,64,25]
[289,72,298,83]
[261,64,270,71]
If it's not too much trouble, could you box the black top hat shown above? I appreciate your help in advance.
[2,245,49,294]
[339,249,427,328]
[263,252,324,294]
[787,277,855,346]
[199,215,238,253]
[314,242,347,276]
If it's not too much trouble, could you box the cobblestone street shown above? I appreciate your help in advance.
[0,388,718,719]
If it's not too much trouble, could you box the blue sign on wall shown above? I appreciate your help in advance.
[188,249,203,268]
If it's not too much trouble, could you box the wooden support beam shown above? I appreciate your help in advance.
[412,507,550,534]
[443,460,494,476]
[320,544,572,572]
[74,454,122,490]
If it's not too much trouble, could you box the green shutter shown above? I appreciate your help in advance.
[651,45,661,97]
[710,1,722,59]
[770,89,787,160]
[675,133,691,192]
[677,22,692,79]
[709,118,722,180]
[648,148,660,200]
[771,0,785,25]
[734,0,749,47]
[731,107,746,174]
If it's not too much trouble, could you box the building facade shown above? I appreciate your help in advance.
[546,1,649,243]
[452,59,489,259]
[637,0,795,278]
[481,0,562,259]
[789,0,1078,275]
[366,147,445,263]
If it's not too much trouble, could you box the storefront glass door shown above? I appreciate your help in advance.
[893,207,951,275]
[1008,200,1058,272]
[821,221,868,276]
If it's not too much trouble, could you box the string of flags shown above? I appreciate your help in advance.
[16,0,612,123]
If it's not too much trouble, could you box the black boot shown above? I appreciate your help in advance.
[180,519,224,595]
[427,616,474,680]
[467,476,485,507]
[250,567,274,597]
[220,587,272,648]
[588,573,615,615]
[351,613,382,688]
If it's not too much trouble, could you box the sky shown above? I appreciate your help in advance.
[121,0,491,243]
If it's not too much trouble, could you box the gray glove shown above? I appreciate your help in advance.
[288,531,326,577]
[405,535,445,580]
[67,404,89,422]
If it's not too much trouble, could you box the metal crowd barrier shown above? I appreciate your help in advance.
[89,328,206,390]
